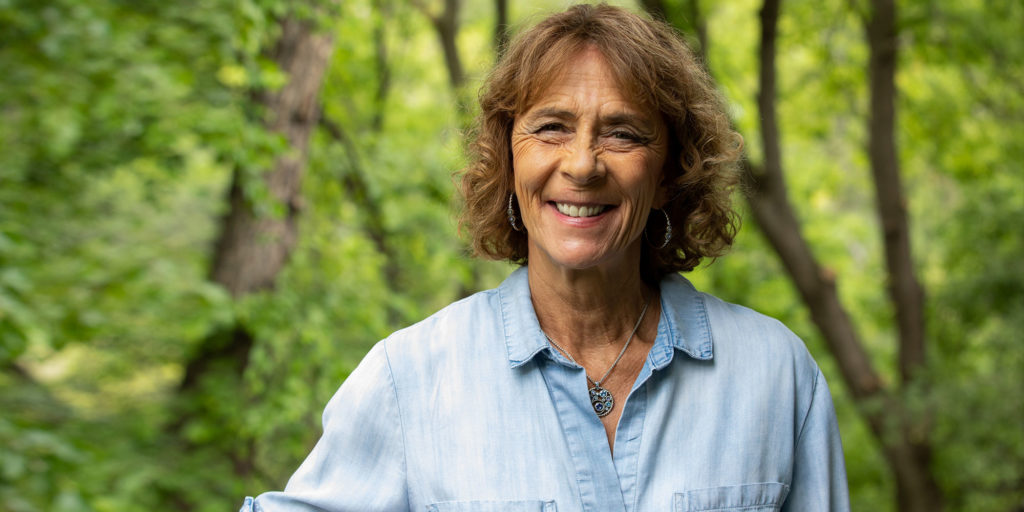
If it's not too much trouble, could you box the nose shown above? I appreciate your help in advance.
[561,134,604,185]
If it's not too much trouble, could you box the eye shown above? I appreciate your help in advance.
[535,122,567,133]
[609,129,648,144]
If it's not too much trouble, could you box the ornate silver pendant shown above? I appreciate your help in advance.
[589,385,614,417]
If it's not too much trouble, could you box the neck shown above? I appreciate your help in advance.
[527,248,654,354]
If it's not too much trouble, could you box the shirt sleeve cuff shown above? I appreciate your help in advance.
[238,496,255,512]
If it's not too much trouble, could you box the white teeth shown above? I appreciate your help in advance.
[555,203,606,217]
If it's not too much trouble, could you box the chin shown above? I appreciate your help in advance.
[545,246,622,271]
[528,235,639,273]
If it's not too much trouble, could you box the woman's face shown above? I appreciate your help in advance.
[511,47,669,273]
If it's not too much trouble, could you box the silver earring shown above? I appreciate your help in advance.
[508,193,522,232]
[646,209,671,249]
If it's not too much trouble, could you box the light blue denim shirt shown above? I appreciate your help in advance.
[242,267,849,511]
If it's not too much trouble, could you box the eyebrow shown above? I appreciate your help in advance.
[525,107,650,126]
[524,107,575,121]
[603,112,650,126]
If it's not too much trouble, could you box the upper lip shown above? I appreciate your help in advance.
[549,199,612,206]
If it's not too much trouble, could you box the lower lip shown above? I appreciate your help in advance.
[548,203,612,227]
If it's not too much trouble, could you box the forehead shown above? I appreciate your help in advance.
[520,45,648,114]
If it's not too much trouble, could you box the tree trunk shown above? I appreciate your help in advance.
[748,1,942,510]
[207,18,334,298]
[179,16,334,403]
[863,0,941,509]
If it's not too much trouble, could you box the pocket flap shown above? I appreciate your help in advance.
[427,500,557,512]
[674,482,790,511]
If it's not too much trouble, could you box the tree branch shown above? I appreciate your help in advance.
[415,0,466,90]
[865,0,925,384]
[748,0,884,401]
[371,0,391,133]
[319,111,401,290]
[685,0,708,65]
[638,0,708,66]
[494,0,509,58]
[638,0,668,21]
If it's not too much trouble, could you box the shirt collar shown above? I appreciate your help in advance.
[499,267,714,369]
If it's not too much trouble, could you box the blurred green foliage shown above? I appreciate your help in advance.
[1,0,1021,510]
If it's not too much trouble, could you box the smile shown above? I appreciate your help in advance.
[554,202,608,218]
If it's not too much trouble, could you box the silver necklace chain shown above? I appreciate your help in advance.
[543,300,650,417]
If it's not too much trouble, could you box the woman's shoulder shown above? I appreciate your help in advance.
[374,286,507,372]
[701,290,797,340]
[388,287,501,342]
[662,273,819,374]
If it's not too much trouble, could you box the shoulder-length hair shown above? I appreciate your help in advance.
[459,3,742,281]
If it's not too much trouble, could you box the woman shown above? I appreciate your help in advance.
[242,4,849,511]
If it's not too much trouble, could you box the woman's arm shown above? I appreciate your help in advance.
[240,342,409,511]
[782,367,850,511]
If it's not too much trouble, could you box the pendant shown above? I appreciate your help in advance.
[589,385,614,417]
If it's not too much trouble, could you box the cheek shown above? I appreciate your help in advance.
[620,155,664,197]
[512,142,554,190]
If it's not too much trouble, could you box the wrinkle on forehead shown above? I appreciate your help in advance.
[519,44,649,116]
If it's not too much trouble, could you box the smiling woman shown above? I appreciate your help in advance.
[242,4,850,511]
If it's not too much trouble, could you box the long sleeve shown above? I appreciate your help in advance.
[241,342,409,512]
[782,367,850,512]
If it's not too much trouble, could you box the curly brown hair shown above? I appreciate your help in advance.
[459,3,742,281]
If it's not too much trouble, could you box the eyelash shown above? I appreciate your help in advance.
[535,123,566,133]
[534,124,647,144]
[610,130,644,142]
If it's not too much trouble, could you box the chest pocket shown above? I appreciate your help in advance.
[674,482,789,511]
[427,500,557,512]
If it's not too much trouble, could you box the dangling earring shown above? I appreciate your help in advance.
[645,209,671,249]
[508,193,522,232]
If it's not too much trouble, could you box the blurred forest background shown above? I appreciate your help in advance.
[1,0,1021,510]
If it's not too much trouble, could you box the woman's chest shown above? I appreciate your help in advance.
[398,363,798,512]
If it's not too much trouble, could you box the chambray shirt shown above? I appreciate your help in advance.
[242,267,849,511]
